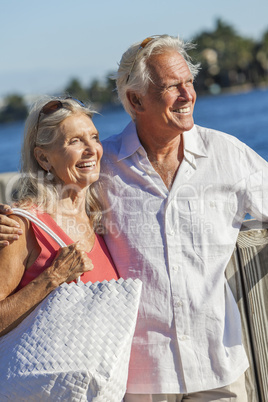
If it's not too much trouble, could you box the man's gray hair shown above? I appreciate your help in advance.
[116,34,200,119]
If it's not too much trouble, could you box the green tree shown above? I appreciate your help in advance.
[64,78,88,103]
[0,94,28,123]
[253,30,268,82]
[103,72,119,105]
[190,18,256,92]
[87,72,118,106]
[87,79,104,104]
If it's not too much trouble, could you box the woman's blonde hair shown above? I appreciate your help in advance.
[16,96,102,230]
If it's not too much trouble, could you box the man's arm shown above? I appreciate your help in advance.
[0,204,23,247]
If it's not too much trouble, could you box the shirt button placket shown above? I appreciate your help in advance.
[165,199,186,339]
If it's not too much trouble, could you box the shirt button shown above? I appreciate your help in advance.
[180,335,188,341]
[172,265,179,272]
[210,201,216,208]
[174,300,183,307]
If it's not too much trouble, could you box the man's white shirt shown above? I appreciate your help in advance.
[98,121,268,394]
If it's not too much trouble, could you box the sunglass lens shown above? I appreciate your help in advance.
[42,100,63,115]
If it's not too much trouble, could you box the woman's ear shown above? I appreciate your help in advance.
[127,91,144,113]
[34,147,51,171]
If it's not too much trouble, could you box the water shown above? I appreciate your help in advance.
[0,88,267,173]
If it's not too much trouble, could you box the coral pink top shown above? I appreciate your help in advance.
[18,211,119,290]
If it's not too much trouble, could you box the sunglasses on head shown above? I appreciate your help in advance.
[126,35,160,84]
[36,97,86,131]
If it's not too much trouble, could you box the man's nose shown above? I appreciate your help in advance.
[178,85,193,101]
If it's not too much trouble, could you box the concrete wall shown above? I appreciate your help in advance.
[0,172,20,204]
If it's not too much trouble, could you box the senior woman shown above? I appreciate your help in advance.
[0,96,118,337]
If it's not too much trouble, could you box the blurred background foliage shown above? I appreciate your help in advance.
[190,19,268,94]
[0,19,267,123]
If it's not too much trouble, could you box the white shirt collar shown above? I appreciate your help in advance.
[117,121,142,161]
[183,125,208,169]
[117,121,208,168]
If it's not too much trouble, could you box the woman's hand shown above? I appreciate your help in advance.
[0,239,93,336]
[0,205,22,247]
[47,242,94,285]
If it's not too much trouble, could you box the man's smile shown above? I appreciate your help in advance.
[172,107,191,114]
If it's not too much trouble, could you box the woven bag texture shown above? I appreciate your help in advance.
[0,278,142,401]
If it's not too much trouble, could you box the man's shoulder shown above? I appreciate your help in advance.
[102,121,133,151]
[101,133,124,169]
[194,124,248,153]
[102,120,138,161]
[102,132,123,151]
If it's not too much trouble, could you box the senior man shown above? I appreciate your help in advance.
[100,35,268,401]
[1,35,268,401]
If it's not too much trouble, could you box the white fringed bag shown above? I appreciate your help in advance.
[0,209,142,402]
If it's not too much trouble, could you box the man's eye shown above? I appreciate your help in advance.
[70,138,79,144]
[168,85,178,91]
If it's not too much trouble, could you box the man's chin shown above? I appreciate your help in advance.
[176,119,194,134]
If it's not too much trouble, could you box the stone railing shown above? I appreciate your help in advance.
[0,172,267,401]
[0,172,20,204]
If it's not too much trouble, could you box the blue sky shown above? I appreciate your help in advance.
[0,0,267,98]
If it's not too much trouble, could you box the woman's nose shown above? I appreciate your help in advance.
[83,142,95,155]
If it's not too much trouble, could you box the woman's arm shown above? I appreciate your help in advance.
[0,215,93,336]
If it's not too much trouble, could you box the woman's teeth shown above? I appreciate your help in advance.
[77,161,96,168]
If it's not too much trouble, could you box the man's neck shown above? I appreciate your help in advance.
[137,125,184,190]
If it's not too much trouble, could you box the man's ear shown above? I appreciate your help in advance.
[127,91,144,112]
[34,147,51,171]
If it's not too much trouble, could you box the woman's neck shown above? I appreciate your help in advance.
[51,190,96,252]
